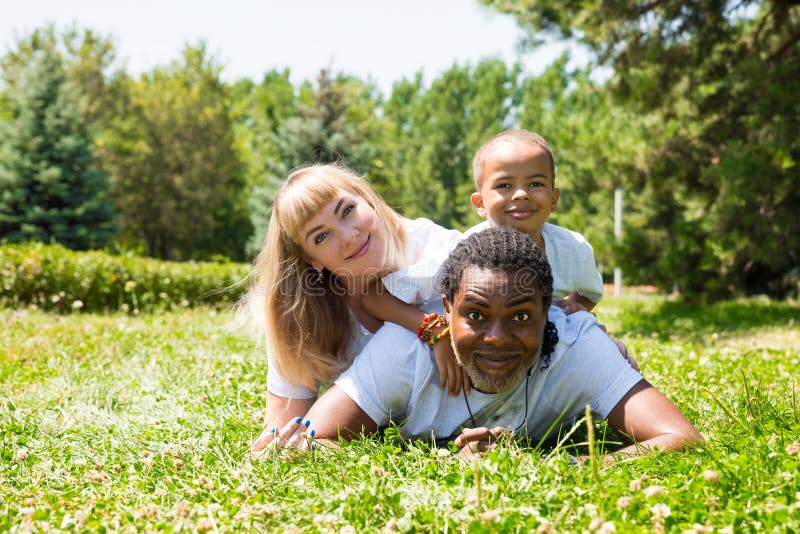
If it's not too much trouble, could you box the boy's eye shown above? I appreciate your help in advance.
[512,311,531,322]
[495,183,510,189]
[314,231,329,246]
[529,181,544,188]
[466,311,484,321]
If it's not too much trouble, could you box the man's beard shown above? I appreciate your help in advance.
[453,340,541,394]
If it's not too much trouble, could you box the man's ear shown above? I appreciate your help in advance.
[550,188,560,212]
[470,192,487,217]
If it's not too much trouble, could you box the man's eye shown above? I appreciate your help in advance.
[513,312,531,322]
[314,232,329,245]
[467,311,484,321]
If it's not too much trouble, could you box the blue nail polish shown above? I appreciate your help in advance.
[304,420,311,428]
[270,427,276,434]
[311,444,316,451]
[294,417,302,423]
[309,429,316,438]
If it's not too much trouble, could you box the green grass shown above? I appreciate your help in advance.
[1,296,799,532]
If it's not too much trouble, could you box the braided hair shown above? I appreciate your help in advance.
[440,227,559,358]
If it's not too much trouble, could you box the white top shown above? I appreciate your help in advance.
[335,307,642,441]
[382,221,603,305]
[266,217,463,399]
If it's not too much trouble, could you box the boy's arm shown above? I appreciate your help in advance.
[559,291,597,313]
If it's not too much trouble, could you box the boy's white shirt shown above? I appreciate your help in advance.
[382,221,604,305]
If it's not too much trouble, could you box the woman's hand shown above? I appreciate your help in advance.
[453,426,510,458]
[250,392,315,452]
[433,340,471,396]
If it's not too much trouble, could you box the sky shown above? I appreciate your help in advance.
[0,0,587,95]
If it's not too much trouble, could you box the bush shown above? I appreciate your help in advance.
[0,242,250,313]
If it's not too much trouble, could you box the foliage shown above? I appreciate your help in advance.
[481,0,800,299]
[0,242,248,313]
[98,44,250,261]
[0,33,116,249]
[1,296,798,531]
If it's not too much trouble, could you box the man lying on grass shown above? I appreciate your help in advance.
[273,227,703,457]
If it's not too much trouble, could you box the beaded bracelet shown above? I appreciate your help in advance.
[417,313,447,344]
[427,325,450,346]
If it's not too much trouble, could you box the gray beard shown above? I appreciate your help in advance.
[451,337,541,394]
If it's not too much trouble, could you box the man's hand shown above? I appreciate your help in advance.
[453,426,510,458]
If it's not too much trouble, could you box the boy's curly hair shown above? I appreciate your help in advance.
[440,227,558,357]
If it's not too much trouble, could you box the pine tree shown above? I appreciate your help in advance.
[0,44,115,249]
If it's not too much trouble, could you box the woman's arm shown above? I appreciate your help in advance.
[362,281,427,332]
[605,379,705,455]
[250,391,316,451]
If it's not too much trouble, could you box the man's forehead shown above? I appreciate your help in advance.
[459,266,539,300]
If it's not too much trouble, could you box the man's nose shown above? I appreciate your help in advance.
[484,319,511,346]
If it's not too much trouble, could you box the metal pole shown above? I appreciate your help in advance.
[614,187,622,297]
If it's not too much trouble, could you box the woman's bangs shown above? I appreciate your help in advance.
[278,175,340,239]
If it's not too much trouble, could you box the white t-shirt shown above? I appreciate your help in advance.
[266,217,463,399]
[382,221,603,305]
[335,307,642,442]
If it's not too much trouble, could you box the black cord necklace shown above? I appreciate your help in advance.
[462,366,533,435]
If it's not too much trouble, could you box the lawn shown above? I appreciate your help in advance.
[1,296,799,532]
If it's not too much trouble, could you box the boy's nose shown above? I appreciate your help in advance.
[511,187,529,200]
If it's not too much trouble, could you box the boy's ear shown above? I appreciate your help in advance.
[470,192,487,217]
[550,188,560,212]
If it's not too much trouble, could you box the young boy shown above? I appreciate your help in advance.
[467,129,603,313]
[364,130,627,394]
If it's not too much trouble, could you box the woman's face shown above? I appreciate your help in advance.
[299,190,388,283]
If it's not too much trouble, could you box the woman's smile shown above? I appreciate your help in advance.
[346,234,371,260]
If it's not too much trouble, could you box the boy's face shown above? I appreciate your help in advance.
[471,142,559,238]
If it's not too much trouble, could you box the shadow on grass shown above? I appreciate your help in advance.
[616,298,800,339]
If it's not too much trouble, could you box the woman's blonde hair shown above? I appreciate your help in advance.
[239,164,408,390]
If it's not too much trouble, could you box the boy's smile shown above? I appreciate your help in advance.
[470,142,559,243]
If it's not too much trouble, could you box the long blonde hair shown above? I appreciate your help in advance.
[240,164,408,390]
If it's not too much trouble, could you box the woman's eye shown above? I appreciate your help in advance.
[513,312,531,322]
[467,311,484,321]
[314,232,329,245]
[342,204,355,217]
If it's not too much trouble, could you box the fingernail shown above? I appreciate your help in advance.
[304,420,311,428]
[309,429,316,438]
[294,417,302,423]
[270,427,276,434]
[311,444,316,451]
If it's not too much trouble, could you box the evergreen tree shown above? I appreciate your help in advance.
[0,44,115,249]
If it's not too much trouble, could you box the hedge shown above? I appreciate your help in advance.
[0,242,251,313]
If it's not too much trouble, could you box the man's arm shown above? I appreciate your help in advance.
[605,379,705,455]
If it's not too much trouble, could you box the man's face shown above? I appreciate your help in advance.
[448,266,546,393]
